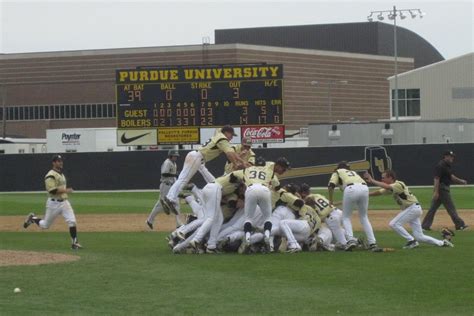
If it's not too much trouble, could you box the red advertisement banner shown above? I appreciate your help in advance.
[241,125,285,143]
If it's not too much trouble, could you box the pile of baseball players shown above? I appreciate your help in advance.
[146,125,455,254]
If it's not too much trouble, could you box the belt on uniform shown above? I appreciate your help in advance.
[50,198,64,202]
[346,183,367,187]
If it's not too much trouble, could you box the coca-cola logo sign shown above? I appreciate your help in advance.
[241,126,285,143]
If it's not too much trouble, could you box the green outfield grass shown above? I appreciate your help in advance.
[1,231,473,315]
[1,187,473,215]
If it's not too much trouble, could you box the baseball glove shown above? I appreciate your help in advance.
[441,227,455,240]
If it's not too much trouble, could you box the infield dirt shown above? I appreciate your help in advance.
[1,210,472,232]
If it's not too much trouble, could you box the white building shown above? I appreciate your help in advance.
[388,52,474,120]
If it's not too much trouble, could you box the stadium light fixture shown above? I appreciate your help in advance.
[367,5,424,120]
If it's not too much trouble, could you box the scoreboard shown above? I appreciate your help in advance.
[115,64,283,145]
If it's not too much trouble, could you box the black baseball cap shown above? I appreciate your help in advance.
[443,150,455,157]
[221,125,237,136]
[275,157,291,169]
[52,154,63,162]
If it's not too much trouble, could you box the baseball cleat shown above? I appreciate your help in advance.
[403,240,419,249]
[159,199,171,215]
[146,220,153,230]
[455,225,468,231]
[322,243,336,252]
[189,240,205,254]
[164,197,179,215]
[238,238,251,254]
[71,242,83,250]
[286,247,302,253]
[442,239,454,247]
[23,212,36,229]
[263,236,273,253]
[344,239,358,251]
[205,247,220,254]
[368,243,382,252]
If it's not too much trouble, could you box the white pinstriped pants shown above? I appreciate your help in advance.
[167,151,215,203]
[39,199,76,229]
[342,183,376,245]
[390,204,443,246]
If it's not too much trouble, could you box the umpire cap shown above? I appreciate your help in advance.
[443,150,455,157]
[221,125,237,136]
[275,157,291,169]
[52,154,63,162]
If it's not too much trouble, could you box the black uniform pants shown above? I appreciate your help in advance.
[422,186,465,229]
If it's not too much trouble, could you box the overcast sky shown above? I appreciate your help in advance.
[1,0,472,60]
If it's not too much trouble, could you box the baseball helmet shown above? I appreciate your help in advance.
[255,156,266,166]
[284,183,300,195]
[221,125,237,136]
[52,154,63,162]
[168,150,180,157]
[275,157,291,169]
[299,183,311,194]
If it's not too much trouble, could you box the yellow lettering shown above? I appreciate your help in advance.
[124,110,148,118]
[161,83,176,90]
[269,66,279,77]
[149,71,159,81]
[170,70,179,80]
[119,72,129,82]
[184,69,194,80]
[212,68,223,79]
[129,71,138,82]
[195,69,205,80]
[139,71,148,81]
[223,68,233,79]
[243,67,252,78]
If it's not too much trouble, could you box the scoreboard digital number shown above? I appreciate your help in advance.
[115,64,283,145]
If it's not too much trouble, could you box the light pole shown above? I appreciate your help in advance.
[311,80,348,122]
[367,6,425,120]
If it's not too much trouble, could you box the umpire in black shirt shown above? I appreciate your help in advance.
[422,150,468,231]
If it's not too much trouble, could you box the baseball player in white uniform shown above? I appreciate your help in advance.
[188,171,243,253]
[280,204,321,253]
[146,150,183,229]
[163,125,251,214]
[365,170,454,248]
[299,184,354,251]
[239,157,290,253]
[328,161,378,251]
[23,155,82,250]
[223,137,255,175]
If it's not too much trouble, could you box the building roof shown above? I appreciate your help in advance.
[216,22,443,68]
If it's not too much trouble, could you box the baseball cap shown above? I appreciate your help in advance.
[300,183,311,194]
[52,154,63,162]
[221,125,237,136]
[168,149,180,157]
[443,150,455,157]
[242,137,252,147]
[275,157,291,169]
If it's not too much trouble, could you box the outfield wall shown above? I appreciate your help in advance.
[0,144,472,192]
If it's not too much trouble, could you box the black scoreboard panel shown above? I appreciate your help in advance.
[116,64,283,129]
